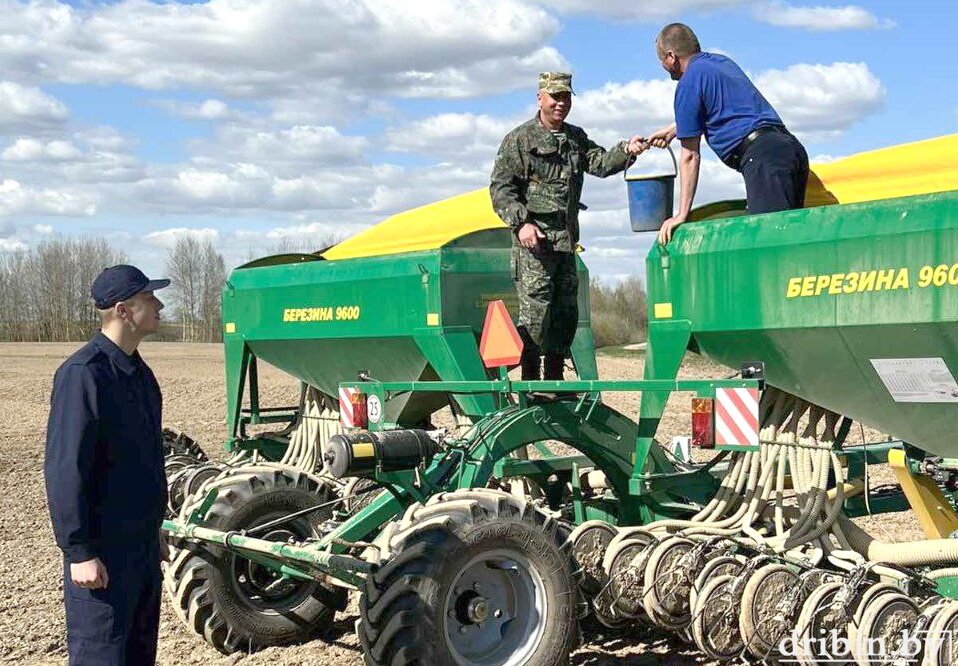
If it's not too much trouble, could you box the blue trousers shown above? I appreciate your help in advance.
[63,542,161,666]
[740,130,809,214]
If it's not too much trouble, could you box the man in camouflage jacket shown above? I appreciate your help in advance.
[490,72,647,381]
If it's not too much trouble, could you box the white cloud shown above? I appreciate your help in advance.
[588,246,633,258]
[146,163,356,212]
[191,124,369,171]
[2,0,563,104]
[756,62,885,141]
[704,46,735,58]
[536,0,748,20]
[2,138,81,162]
[365,163,492,214]
[0,178,95,218]
[154,98,245,121]
[0,238,27,252]
[0,81,69,132]
[1,128,145,185]
[381,59,883,163]
[755,2,896,31]
[384,78,676,164]
[33,223,53,234]
[0,60,880,245]
[390,47,566,99]
[267,92,395,127]
[239,221,361,247]
[573,78,676,145]
[386,113,519,160]
[145,227,219,249]
[810,153,843,163]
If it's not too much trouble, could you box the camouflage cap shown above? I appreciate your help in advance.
[538,72,574,95]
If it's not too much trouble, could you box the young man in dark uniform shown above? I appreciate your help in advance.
[647,23,809,243]
[44,265,170,665]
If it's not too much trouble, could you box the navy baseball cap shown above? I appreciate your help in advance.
[91,265,170,309]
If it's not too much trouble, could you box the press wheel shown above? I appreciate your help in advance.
[852,591,919,666]
[690,554,744,612]
[922,600,958,666]
[793,581,855,666]
[566,521,618,595]
[601,532,656,620]
[642,536,697,630]
[739,562,799,659]
[847,582,899,666]
[690,573,744,661]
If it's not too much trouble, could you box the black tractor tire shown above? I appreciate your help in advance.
[358,488,577,666]
[163,467,345,654]
[341,477,384,517]
[162,427,208,462]
[166,461,230,519]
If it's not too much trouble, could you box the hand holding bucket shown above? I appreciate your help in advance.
[625,145,677,232]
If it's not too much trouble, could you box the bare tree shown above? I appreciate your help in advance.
[165,236,203,341]
[200,241,226,342]
[244,232,344,263]
[165,236,227,342]
[589,276,648,348]
[73,238,125,339]
[0,252,29,340]
[0,237,125,341]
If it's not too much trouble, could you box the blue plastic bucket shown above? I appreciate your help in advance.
[625,146,677,232]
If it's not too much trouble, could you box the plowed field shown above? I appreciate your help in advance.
[0,342,923,665]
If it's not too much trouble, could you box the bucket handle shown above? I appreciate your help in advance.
[624,143,678,179]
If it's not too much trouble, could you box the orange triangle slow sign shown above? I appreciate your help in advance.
[478,300,524,368]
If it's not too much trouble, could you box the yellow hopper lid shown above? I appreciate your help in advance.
[807,133,958,207]
[321,188,505,261]
[323,133,958,261]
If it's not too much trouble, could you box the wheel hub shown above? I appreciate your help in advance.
[243,529,299,598]
[466,596,489,623]
[231,525,315,611]
[454,590,491,625]
[444,549,547,666]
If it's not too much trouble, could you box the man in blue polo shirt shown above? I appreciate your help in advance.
[44,265,170,665]
[646,23,809,244]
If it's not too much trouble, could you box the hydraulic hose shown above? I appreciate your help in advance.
[782,450,846,550]
[837,514,958,566]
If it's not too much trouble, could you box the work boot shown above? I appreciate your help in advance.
[520,348,541,381]
[543,353,566,381]
[543,353,579,400]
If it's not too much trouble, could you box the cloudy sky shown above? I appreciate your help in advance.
[0,0,954,281]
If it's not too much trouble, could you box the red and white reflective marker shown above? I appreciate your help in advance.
[339,387,362,428]
[715,387,760,447]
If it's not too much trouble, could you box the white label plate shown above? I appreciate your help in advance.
[870,357,958,403]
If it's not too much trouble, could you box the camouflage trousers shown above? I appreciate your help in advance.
[511,244,578,356]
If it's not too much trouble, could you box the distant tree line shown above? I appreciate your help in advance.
[589,276,648,348]
[0,238,127,341]
[0,236,228,343]
[0,233,647,346]
[164,236,226,343]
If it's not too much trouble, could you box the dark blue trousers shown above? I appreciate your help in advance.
[740,130,809,215]
[63,541,161,666]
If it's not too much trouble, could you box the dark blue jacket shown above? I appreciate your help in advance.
[44,332,167,563]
